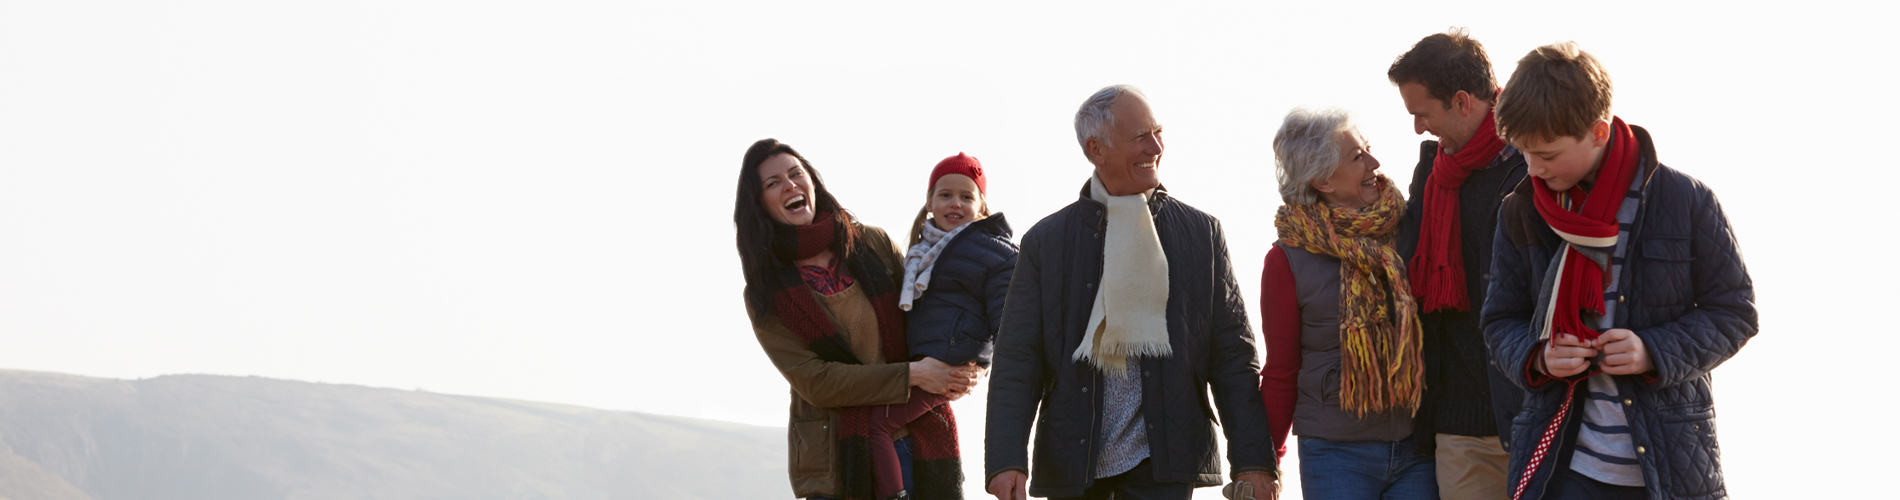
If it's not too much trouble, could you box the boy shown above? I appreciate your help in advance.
[1481,42,1756,500]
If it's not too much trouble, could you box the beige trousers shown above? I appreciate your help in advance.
[1436,434,1510,500]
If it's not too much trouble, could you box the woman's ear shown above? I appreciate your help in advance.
[1310,178,1334,194]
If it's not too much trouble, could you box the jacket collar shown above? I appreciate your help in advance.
[1075,179,1169,214]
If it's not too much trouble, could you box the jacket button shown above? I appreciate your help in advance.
[1618,294,1626,303]
[1692,424,1700,431]
[1623,398,1633,406]
[1636,446,1646,454]
[1097,210,1103,216]
[1080,439,1087,445]
[1082,387,1089,393]
[1086,283,1094,289]
[1094,232,1101,239]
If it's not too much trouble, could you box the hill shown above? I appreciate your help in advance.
[0,369,788,500]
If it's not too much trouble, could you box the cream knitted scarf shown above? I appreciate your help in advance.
[1074,175,1172,377]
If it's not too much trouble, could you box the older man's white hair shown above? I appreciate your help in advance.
[1073,84,1147,155]
[1272,107,1356,206]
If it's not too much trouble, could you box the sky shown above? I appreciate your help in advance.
[2,1,1895,498]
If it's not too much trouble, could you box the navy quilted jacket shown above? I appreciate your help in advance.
[1481,125,1757,500]
[907,213,1018,367]
[986,183,1275,498]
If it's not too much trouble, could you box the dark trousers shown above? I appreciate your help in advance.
[1545,468,1647,500]
[866,393,947,499]
[1050,459,1191,500]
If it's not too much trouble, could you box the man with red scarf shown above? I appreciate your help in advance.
[1482,42,1756,500]
[1390,29,1528,500]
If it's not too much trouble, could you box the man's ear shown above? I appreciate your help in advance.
[1084,137,1105,165]
[1590,119,1612,147]
[1452,90,1474,118]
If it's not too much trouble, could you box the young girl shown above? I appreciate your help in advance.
[865,152,1017,500]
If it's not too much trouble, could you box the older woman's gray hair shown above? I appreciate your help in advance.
[1273,107,1356,205]
[1074,84,1146,155]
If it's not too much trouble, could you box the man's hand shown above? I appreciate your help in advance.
[1597,328,1654,375]
[1231,472,1280,500]
[987,470,1026,500]
[1542,333,1598,378]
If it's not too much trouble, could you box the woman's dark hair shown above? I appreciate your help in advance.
[734,138,862,320]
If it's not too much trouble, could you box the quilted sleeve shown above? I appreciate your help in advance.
[1633,184,1758,389]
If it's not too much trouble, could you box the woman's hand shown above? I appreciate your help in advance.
[910,358,981,398]
[1542,333,1597,378]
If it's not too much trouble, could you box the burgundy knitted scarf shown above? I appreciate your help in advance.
[1409,109,1507,313]
[770,211,962,500]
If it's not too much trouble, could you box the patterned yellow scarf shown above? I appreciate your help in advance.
[1273,179,1422,417]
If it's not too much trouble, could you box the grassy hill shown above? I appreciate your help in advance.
[0,369,788,500]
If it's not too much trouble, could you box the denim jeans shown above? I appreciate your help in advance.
[807,436,912,500]
[1297,435,1438,500]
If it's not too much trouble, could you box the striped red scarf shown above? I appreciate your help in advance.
[1509,117,1642,500]
[770,211,963,500]
[1530,117,1640,343]
[1409,110,1507,313]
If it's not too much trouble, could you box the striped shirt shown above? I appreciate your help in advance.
[1567,167,1646,487]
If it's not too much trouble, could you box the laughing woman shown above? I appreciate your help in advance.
[733,138,978,500]
[1258,109,1437,500]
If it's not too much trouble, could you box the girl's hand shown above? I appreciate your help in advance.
[1597,328,1653,375]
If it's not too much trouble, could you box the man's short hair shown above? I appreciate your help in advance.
[1074,84,1145,155]
[1495,41,1614,144]
[1387,28,1497,105]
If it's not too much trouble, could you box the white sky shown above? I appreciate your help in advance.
[2,1,1893,498]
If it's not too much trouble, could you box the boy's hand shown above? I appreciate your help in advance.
[1597,328,1654,375]
[1542,333,1598,378]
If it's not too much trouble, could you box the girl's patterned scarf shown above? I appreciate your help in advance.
[1410,108,1508,313]
[898,217,973,311]
[768,211,962,500]
[1274,179,1423,416]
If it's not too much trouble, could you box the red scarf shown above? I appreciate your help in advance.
[1531,117,1640,342]
[768,211,963,500]
[1409,110,1508,313]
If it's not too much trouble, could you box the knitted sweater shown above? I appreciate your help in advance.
[1397,139,1528,440]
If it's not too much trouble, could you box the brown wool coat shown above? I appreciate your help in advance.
[750,226,914,498]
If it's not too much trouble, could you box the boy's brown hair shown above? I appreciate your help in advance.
[1494,41,1614,143]
[1387,28,1498,105]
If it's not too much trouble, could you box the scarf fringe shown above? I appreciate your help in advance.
[1275,178,1424,416]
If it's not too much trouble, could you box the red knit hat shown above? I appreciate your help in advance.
[929,152,986,194]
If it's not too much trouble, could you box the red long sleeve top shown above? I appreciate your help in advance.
[1257,246,1300,459]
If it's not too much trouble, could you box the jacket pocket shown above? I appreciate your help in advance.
[1656,407,1722,497]
[1637,237,1694,306]
[789,417,832,478]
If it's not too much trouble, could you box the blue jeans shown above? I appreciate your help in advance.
[808,436,912,500]
[1298,435,1438,500]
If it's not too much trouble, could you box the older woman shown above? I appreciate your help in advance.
[1257,109,1436,499]
[733,138,979,500]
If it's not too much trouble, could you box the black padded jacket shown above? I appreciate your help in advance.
[985,182,1276,498]
[906,213,1017,367]
[1482,125,1757,500]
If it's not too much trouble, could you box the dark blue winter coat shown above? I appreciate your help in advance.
[1481,125,1757,500]
[907,214,1017,367]
[986,183,1276,497]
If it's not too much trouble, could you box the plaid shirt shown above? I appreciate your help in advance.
[798,254,856,295]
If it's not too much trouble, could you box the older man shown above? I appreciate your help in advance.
[1389,29,1529,500]
[985,85,1278,500]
